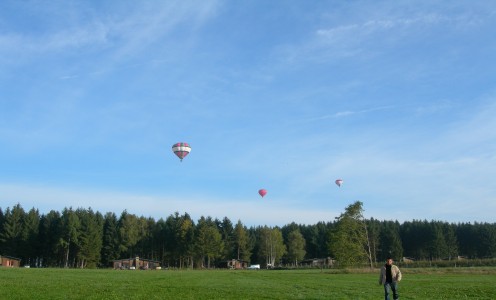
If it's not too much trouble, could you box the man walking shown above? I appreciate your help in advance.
[379,257,402,300]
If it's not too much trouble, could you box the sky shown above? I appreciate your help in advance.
[1,1,495,227]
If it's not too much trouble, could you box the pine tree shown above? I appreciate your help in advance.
[58,208,80,268]
[39,210,62,267]
[0,204,26,257]
[218,217,234,260]
[195,216,223,268]
[233,220,251,261]
[75,208,103,268]
[118,211,140,258]
[101,212,121,267]
[22,207,40,267]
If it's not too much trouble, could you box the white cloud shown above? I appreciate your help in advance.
[277,9,489,66]
[316,13,479,42]
[297,105,396,123]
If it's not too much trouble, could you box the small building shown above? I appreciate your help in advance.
[402,257,415,263]
[113,257,161,270]
[218,259,249,269]
[0,255,21,267]
[300,257,335,268]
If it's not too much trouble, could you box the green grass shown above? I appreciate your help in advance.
[1,268,495,299]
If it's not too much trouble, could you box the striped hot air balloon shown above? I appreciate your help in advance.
[172,142,191,162]
[335,179,343,187]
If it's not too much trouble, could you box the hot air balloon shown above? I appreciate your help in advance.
[258,189,267,198]
[335,179,343,187]
[172,142,191,162]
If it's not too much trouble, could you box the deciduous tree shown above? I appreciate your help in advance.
[328,201,372,267]
[287,229,306,266]
[258,226,286,267]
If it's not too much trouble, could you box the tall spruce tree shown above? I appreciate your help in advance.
[0,204,26,257]
[218,217,234,260]
[379,221,403,261]
[101,212,120,267]
[443,223,458,260]
[58,208,81,268]
[233,220,251,261]
[171,212,195,268]
[22,208,40,267]
[75,208,103,268]
[153,218,168,265]
[118,211,140,258]
[477,223,496,258]
[195,216,223,268]
[39,210,62,267]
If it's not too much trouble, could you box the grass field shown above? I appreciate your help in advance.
[1,267,495,299]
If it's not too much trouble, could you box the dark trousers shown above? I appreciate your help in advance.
[384,281,398,300]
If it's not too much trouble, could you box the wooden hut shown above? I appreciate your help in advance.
[113,257,161,270]
[300,257,335,268]
[0,255,21,267]
[218,259,249,269]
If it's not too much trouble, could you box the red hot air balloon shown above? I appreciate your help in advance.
[172,142,191,162]
[258,189,267,198]
[335,179,343,187]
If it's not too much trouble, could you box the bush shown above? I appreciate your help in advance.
[397,258,496,268]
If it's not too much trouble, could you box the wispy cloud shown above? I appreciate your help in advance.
[300,105,396,123]
[277,10,490,66]
[0,23,109,61]
[316,13,453,40]
[0,2,220,67]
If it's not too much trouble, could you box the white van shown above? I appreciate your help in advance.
[247,264,260,270]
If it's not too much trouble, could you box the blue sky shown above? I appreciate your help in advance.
[1,1,495,226]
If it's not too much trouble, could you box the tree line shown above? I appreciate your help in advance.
[1,202,495,269]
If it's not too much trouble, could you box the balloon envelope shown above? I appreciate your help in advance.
[172,142,191,161]
[258,189,267,197]
[335,179,343,187]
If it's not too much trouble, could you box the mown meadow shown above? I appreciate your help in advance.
[1,267,495,299]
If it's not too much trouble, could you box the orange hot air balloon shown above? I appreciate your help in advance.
[335,179,343,187]
[258,189,267,198]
